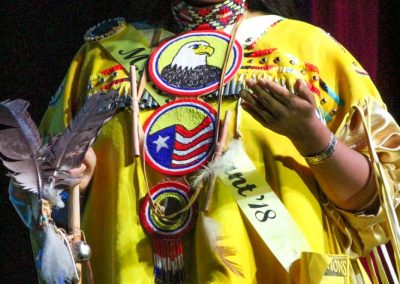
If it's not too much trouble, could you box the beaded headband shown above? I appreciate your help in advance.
[171,0,247,31]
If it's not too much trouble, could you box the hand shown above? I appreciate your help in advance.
[239,78,331,156]
[69,147,97,192]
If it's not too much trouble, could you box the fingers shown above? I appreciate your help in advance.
[239,89,275,127]
[69,163,87,177]
[68,147,97,192]
[255,78,293,106]
[244,79,287,117]
[294,79,316,107]
[82,147,97,175]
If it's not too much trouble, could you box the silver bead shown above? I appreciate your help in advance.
[73,241,92,262]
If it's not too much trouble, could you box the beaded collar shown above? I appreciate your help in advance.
[171,0,247,31]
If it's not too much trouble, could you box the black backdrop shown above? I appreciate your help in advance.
[0,1,399,283]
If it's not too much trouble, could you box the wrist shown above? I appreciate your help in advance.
[290,118,332,156]
[302,133,337,164]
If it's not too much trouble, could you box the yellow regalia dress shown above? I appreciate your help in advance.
[37,14,400,284]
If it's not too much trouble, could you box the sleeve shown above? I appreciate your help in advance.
[305,25,400,256]
[330,97,400,256]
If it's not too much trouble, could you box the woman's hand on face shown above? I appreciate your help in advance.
[68,147,97,192]
[239,78,330,155]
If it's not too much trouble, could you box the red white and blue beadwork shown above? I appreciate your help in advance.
[143,99,217,176]
[148,30,243,97]
[140,181,196,283]
[140,181,196,238]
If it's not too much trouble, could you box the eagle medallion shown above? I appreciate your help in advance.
[148,30,243,96]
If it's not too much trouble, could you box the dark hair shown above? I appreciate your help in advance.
[247,0,299,19]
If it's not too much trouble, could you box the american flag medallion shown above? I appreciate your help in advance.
[143,99,217,176]
[148,30,243,97]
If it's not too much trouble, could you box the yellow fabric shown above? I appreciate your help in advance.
[38,17,396,283]
[336,97,400,256]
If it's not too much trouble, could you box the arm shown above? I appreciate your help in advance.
[240,78,376,212]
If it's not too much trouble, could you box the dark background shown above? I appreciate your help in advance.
[0,1,399,282]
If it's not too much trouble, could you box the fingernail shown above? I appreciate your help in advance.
[239,89,248,98]
[259,78,268,84]
[241,101,249,109]
[298,78,306,86]
[245,78,256,87]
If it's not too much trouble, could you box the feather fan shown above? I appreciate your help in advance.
[1,91,129,284]
[0,90,129,207]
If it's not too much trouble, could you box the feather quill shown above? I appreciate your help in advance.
[0,89,129,207]
[44,90,127,170]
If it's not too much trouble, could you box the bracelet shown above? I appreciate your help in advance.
[303,133,337,164]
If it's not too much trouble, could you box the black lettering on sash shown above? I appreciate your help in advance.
[249,200,277,222]
[224,167,256,197]
[223,167,277,223]
[118,48,149,68]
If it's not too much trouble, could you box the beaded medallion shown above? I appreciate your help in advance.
[143,98,217,176]
[140,181,196,283]
[148,30,243,97]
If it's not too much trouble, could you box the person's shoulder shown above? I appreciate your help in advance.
[276,17,325,35]
[239,14,325,39]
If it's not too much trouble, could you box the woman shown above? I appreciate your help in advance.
[13,0,400,283]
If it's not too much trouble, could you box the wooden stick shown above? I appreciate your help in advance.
[214,111,232,161]
[68,184,82,283]
[130,65,140,157]
[137,68,147,101]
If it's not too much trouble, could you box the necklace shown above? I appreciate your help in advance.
[171,0,247,31]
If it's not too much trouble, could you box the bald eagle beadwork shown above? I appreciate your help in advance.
[160,41,221,89]
[148,30,243,96]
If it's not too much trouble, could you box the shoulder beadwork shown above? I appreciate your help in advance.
[84,17,126,42]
